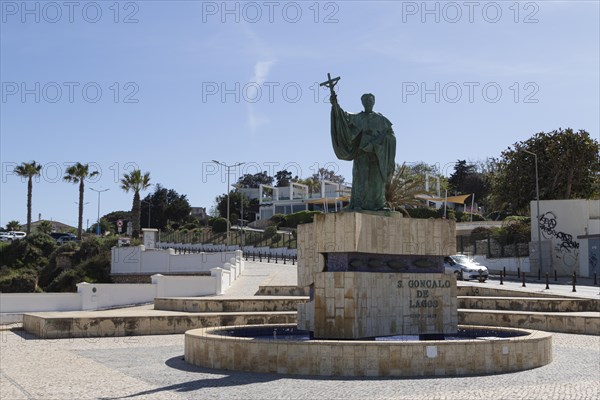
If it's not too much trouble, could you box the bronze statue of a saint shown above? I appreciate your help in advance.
[321,74,396,211]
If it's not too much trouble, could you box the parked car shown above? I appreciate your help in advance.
[5,231,27,240]
[56,235,78,245]
[50,232,74,241]
[444,255,488,281]
[0,232,12,242]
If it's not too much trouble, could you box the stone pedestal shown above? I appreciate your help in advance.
[297,212,457,339]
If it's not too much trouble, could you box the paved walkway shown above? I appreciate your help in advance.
[2,261,599,399]
[1,329,598,400]
[221,261,297,298]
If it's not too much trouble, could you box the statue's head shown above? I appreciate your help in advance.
[361,93,375,113]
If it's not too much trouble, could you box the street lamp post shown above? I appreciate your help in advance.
[212,160,245,245]
[90,188,109,236]
[523,149,543,274]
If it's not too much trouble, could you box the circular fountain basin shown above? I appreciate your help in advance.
[185,324,552,377]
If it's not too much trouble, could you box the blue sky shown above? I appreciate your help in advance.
[1,1,598,229]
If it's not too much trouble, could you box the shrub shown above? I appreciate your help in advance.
[283,211,321,228]
[0,269,38,293]
[182,222,198,230]
[405,208,439,219]
[270,213,286,226]
[470,227,491,241]
[264,225,278,239]
[212,218,228,233]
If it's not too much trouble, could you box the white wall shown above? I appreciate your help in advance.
[0,293,81,314]
[531,199,599,277]
[111,246,242,275]
[1,255,243,317]
[472,255,531,273]
[77,282,156,311]
[152,273,219,297]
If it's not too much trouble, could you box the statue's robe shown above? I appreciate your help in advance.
[330,102,396,211]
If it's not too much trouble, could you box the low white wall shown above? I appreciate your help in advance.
[472,255,531,273]
[0,293,81,314]
[2,248,245,317]
[77,282,156,311]
[152,274,218,297]
[111,246,243,275]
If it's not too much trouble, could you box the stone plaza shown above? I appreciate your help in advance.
[2,260,599,399]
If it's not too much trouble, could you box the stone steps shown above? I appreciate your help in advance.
[458,309,599,335]
[154,296,309,312]
[458,296,600,312]
[23,309,297,339]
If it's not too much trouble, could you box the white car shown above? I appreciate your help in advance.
[0,232,12,242]
[9,231,26,240]
[444,255,488,281]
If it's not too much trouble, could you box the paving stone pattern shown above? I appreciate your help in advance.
[1,329,598,399]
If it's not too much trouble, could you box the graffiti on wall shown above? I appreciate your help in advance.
[539,212,580,252]
[538,211,580,267]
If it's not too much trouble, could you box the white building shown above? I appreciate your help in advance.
[240,181,351,221]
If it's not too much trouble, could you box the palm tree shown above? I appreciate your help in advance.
[64,162,99,239]
[6,220,21,231]
[385,163,430,215]
[120,169,151,237]
[14,161,42,234]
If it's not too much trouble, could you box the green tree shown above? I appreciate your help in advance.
[120,169,151,237]
[99,210,132,234]
[63,162,99,239]
[6,220,20,231]
[448,160,491,208]
[140,184,192,230]
[88,218,111,235]
[275,170,294,187]
[310,167,345,184]
[491,128,600,214]
[36,220,53,234]
[236,171,273,188]
[215,191,251,224]
[385,163,430,214]
[14,161,42,235]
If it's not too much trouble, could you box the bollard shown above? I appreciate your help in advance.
[517,267,521,279]
[268,254,271,263]
[292,256,296,265]
[283,255,287,265]
[572,272,577,292]
[545,272,550,290]
[554,270,558,282]
[253,252,256,262]
[522,272,526,287]
[503,266,506,278]
[275,254,278,264]
[259,253,262,262]
[478,269,484,283]
[538,268,541,281]
[594,273,598,286]
[500,272,504,285]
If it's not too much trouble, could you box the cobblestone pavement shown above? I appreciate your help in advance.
[1,328,598,400]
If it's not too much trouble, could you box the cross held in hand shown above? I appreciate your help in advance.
[320,73,340,95]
